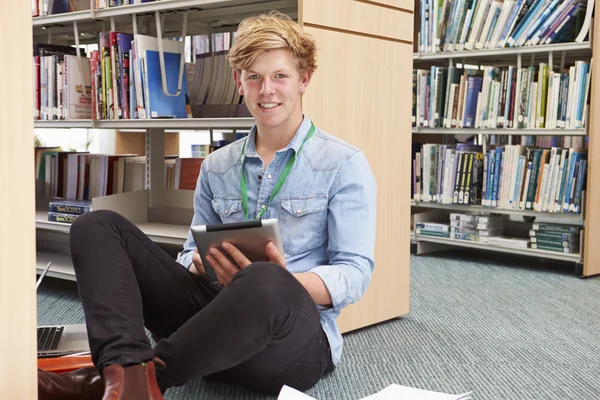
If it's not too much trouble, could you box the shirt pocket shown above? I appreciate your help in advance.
[280,195,328,256]
[211,197,243,223]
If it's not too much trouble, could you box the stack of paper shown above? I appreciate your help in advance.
[278,384,471,400]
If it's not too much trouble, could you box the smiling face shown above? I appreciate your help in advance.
[234,49,311,137]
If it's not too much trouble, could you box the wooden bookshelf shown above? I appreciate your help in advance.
[1,1,37,397]
[33,0,413,335]
[410,0,596,276]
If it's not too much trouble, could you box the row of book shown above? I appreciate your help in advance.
[416,215,581,254]
[33,0,156,17]
[33,32,244,121]
[418,0,589,53]
[33,43,92,120]
[416,213,504,242]
[46,199,92,224]
[412,61,591,129]
[35,148,205,201]
[412,143,587,213]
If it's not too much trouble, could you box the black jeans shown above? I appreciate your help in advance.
[69,210,333,394]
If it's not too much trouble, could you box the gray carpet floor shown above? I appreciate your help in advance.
[37,250,600,400]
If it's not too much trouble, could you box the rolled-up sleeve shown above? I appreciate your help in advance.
[309,151,377,311]
[176,161,221,269]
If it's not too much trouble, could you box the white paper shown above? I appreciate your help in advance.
[278,385,317,400]
[278,384,471,400]
[359,384,471,400]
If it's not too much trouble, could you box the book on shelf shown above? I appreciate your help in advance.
[49,199,92,215]
[33,0,159,16]
[412,143,588,214]
[36,151,206,201]
[528,223,581,253]
[34,31,251,121]
[417,0,589,53]
[412,60,591,130]
[33,44,90,121]
[47,199,92,224]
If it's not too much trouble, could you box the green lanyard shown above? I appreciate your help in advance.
[240,123,315,221]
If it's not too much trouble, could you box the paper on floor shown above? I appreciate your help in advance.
[278,384,471,400]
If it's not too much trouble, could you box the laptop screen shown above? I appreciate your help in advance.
[36,261,52,291]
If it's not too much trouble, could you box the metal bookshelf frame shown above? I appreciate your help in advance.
[415,235,581,262]
[413,42,592,62]
[411,201,585,225]
[412,128,587,136]
[34,118,255,129]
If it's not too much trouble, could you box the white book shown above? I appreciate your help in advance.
[465,0,492,50]
[476,0,502,49]
[520,161,532,209]
[541,147,558,211]
[565,66,576,128]
[487,0,515,48]
[63,55,92,120]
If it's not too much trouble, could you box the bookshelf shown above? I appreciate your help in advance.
[32,0,413,334]
[411,0,598,277]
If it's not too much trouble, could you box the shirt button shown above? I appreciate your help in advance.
[267,174,272,179]
[224,210,228,214]
[261,204,266,209]
[296,209,302,214]
[258,175,262,180]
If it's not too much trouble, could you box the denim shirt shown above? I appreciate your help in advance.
[177,115,377,365]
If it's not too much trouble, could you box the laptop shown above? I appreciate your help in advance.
[37,261,90,358]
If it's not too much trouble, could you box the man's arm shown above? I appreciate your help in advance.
[302,151,377,311]
[293,272,332,306]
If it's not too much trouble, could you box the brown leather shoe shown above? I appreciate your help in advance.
[38,367,104,400]
[102,361,163,400]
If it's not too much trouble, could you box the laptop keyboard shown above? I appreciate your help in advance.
[37,326,63,352]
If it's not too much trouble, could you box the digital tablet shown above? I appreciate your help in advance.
[191,219,284,281]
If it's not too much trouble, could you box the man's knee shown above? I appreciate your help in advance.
[70,210,122,235]
[69,210,126,252]
[234,262,307,306]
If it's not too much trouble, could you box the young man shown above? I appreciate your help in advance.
[39,10,376,400]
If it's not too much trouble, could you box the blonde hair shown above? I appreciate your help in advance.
[227,10,317,75]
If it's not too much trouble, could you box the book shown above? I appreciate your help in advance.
[48,212,80,224]
[48,200,92,215]
[133,34,190,119]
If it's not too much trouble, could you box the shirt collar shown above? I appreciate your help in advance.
[243,115,313,158]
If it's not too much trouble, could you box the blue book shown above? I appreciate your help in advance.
[509,0,545,46]
[145,48,189,119]
[463,76,483,128]
[572,159,587,213]
[519,0,561,45]
[562,151,582,212]
[491,147,503,207]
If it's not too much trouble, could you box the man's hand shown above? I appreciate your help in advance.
[203,241,286,286]
[190,250,206,277]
